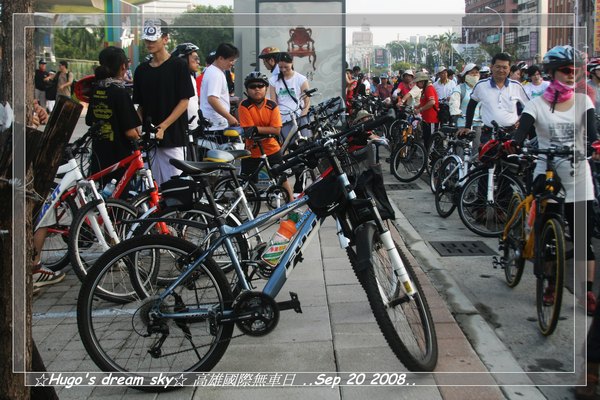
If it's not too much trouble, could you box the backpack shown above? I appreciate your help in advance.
[437,102,451,125]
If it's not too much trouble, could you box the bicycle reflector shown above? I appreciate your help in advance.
[479,139,502,164]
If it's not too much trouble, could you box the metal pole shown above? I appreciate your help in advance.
[485,6,504,52]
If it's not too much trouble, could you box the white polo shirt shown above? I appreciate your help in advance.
[470,77,530,128]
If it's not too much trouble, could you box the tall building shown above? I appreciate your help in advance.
[463,0,518,48]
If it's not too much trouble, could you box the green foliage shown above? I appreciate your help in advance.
[391,61,414,73]
[170,5,233,65]
[53,19,104,61]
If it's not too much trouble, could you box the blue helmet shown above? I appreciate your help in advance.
[543,45,584,70]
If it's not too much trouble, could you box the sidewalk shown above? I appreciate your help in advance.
[31,133,537,398]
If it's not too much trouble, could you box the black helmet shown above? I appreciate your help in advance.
[171,43,199,58]
[244,71,269,88]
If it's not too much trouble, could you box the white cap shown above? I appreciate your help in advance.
[461,63,480,77]
[142,19,167,41]
[402,69,414,77]
[437,66,447,74]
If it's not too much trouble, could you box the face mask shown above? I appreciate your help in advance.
[543,78,574,105]
[464,75,479,87]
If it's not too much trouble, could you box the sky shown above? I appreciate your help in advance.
[193,0,467,45]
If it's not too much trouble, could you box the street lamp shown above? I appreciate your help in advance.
[397,42,406,62]
[485,6,504,53]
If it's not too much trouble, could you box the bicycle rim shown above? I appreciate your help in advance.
[70,199,138,287]
[350,231,437,371]
[458,170,523,237]
[77,235,234,378]
[503,194,526,288]
[40,196,76,270]
[536,218,565,336]
[391,142,426,183]
[429,157,444,193]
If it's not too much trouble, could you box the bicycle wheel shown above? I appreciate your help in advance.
[69,198,138,286]
[434,157,460,218]
[38,196,78,271]
[429,156,444,193]
[349,228,438,371]
[503,193,526,288]
[390,141,426,183]
[536,218,565,336]
[77,235,234,384]
[457,169,524,237]
[213,176,261,220]
[426,131,446,174]
[137,205,249,277]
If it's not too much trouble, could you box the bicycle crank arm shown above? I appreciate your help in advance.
[277,292,303,313]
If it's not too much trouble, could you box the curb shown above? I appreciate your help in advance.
[389,199,547,400]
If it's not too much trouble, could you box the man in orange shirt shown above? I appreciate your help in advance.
[238,71,293,200]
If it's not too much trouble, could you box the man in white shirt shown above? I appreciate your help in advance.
[433,66,456,102]
[458,53,530,143]
[200,43,239,131]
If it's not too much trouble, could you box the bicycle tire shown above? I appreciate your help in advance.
[349,228,438,371]
[426,131,446,174]
[38,195,78,271]
[213,176,261,220]
[77,235,234,385]
[429,156,444,193]
[136,204,249,276]
[434,157,460,218]
[536,218,565,336]
[390,141,426,183]
[387,120,405,149]
[457,168,524,237]
[503,193,526,288]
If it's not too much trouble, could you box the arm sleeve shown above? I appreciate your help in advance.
[270,106,283,128]
[115,90,142,131]
[132,66,142,104]
[587,108,598,155]
[464,99,478,129]
[512,113,536,145]
[177,62,195,100]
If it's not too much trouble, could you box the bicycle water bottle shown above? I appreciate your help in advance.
[101,179,117,198]
[261,213,299,267]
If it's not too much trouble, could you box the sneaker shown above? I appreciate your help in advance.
[588,291,597,316]
[33,266,65,288]
[543,286,555,306]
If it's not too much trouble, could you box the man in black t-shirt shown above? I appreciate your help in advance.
[133,19,195,185]
[35,60,51,109]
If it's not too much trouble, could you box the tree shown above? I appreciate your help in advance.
[53,19,105,61]
[171,5,233,64]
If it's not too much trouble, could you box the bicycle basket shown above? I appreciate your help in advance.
[479,139,502,164]
[159,177,203,209]
[304,173,347,218]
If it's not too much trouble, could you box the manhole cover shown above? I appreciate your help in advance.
[385,183,419,191]
[429,241,497,257]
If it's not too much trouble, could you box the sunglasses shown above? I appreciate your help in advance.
[557,66,579,75]
[248,84,266,89]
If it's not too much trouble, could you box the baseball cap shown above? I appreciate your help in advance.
[460,63,479,76]
[258,46,281,59]
[402,69,414,77]
[437,66,447,74]
[142,19,168,41]
[39,59,47,65]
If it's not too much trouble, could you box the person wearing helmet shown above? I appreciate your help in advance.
[523,65,550,99]
[449,63,483,149]
[258,46,281,77]
[509,61,528,83]
[458,52,529,144]
[239,71,293,200]
[588,59,600,109]
[375,73,393,100]
[511,45,599,320]
[172,43,201,131]
[479,65,491,79]
[133,19,195,185]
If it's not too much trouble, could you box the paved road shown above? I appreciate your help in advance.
[29,115,588,399]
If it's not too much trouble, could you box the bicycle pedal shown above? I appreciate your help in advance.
[491,256,502,269]
[277,292,303,314]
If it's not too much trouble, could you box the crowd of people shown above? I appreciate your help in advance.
[31,19,600,398]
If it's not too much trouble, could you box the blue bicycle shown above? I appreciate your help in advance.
[77,116,437,389]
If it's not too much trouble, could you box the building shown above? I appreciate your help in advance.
[463,0,518,49]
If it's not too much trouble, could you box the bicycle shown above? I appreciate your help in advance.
[494,144,575,336]
[388,108,427,183]
[77,116,437,387]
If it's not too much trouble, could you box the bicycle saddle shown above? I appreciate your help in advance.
[224,149,252,159]
[170,159,236,174]
[203,149,235,163]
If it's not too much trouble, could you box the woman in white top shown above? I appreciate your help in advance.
[512,45,599,315]
[449,63,483,149]
[523,65,550,99]
[269,52,310,140]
